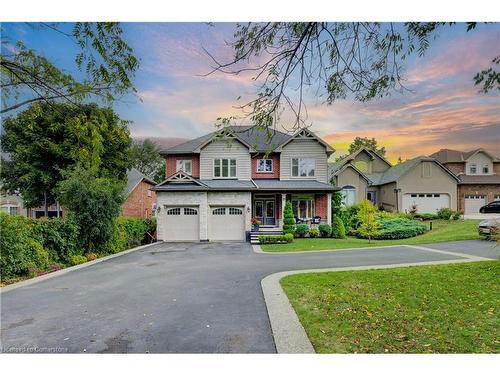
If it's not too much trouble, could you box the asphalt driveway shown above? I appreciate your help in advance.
[1,240,498,353]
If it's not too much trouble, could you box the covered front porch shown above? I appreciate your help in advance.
[251,192,332,229]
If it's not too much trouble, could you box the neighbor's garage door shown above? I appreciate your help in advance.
[209,206,245,241]
[165,207,199,241]
[402,193,450,214]
[464,195,486,214]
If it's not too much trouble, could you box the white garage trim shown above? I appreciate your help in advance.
[402,193,450,214]
[208,205,246,241]
[164,205,200,241]
[464,195,486,214]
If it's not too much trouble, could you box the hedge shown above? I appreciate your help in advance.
[258,234,294,244]
[358,218,427,240]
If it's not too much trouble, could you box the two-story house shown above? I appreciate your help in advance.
[430,148,500,214]
[329,148,459,213]
[152,126,337,242]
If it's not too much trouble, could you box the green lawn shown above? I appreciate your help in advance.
[262,219,481,252]
[281,261,499,353]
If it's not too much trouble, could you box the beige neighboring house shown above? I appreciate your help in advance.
[329,148,459,213]
[429,148,500,214]
[0,191,28,216]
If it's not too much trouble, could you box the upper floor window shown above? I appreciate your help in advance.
[469,164,477,174]
[257,159,273,173]
[483,165,489,174]
[291,158,315,177]
[214,158,236,178]
[176,159,192,175]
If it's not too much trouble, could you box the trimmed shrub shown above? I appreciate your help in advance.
[258,234,294,244]
[318,224,332,237]
[295,224,309,238]
[413,213,438,221]
[283,201,296,235]
[437,208,453,220]
[359,218,427,240]
[452,211,462,220]
[331,216,346,239]
[309,227,320,238]
[70,255,87,266]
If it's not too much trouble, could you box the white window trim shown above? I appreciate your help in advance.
[290,157,316,179]
[176,159,192,175]
[469,163,477,174]
[213,158,237,179]
[256,159,273,173]
[482,164,490,174]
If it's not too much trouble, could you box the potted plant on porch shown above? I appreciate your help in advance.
[251,217,261,231]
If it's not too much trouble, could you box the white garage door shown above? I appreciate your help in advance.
[209,206,245,241]
[402,193,450,214]
[464,195,486,214]
[165,207,199,241]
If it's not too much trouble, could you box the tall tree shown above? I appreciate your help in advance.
[207,22,497,131]
[348,137,386,157]
[130,139,165,182]
[0,102,132,213]
[1,22,139,114]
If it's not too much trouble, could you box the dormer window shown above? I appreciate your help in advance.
[176,160,192,175]
[257,159,273,173]
[469,164,477,174]
[483,165,489,174]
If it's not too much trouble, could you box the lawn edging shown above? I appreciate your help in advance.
[253,243,410,255]
[261,256,489,353]
[0,242,161,294]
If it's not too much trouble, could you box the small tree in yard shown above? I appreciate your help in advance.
[357,199,379,243]
[331,191,343,218]
[283,201,296,235]
[58,165,125,253]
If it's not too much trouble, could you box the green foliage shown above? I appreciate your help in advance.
[356,200,379,243]
[340,204,361,231]
[295,224,310,238]
[69,255,88,266]
[413,213,438,221]
[318,224,332,237]
[309,227,320,238]
[31,214,81,262]
[363,218,428,240]
[452,211,462,220]
[331,216,346,239]
[58,165,126,253]
[1,22,138,114]
[331,191,343,218]
[107,217,153,253]
[130,139,164,182]
[437,208,453,220]
[0,213,49,280]
[258,234,294,244]
[0,102,132,208]
[283,201,296,235]
[348,137,386,157]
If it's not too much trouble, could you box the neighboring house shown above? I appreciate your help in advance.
[152,126,337,242]
[122,168,157,218]
[429,148,500,214]
[329,148,459,213]
[0,191,28,216]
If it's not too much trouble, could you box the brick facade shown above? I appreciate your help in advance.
[494,162,500,174]
[444,162,465,175]
[315,194,328,220]
[165,154,200,178]
[251,153,280,179]
[122,180,157,218]
[457,184,500,211]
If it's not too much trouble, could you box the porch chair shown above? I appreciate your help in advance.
[310,216,321,225]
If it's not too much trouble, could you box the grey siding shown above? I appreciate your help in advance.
[199,139,251,180]
[280,139,328,183]
[335,166,368,203]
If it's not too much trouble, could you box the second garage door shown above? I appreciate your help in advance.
[209,206,245,241]
[165,206,200,241]
[402,193,450,213]
[464,195,486,214]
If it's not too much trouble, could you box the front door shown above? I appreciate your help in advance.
[254,198,276,226]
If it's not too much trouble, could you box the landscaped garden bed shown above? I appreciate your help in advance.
[281,261,499,353]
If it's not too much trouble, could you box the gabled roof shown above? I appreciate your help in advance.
[329,163,372,183]
[430,148,500,163]
[458,174,500,184]
[344,147,392,167]
[275,128,335,155]
[366,156,460,186]
[126,168,156,196]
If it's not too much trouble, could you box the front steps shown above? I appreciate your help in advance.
[250,228,283,244]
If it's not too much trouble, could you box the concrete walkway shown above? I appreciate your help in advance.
[1,240,498,353]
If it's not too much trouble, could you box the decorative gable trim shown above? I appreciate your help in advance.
[276,128,335,155]
[195,128,255,152]
[156,171,208,186]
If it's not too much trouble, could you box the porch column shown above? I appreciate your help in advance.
[327,193,332,225]
[280,193,286,229]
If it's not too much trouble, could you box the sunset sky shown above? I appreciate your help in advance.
[3,22,500,162]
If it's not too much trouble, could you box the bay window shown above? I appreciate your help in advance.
[214,158,236,178]
[291,158,315,177]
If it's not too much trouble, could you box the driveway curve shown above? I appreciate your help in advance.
[1,240,497,353]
